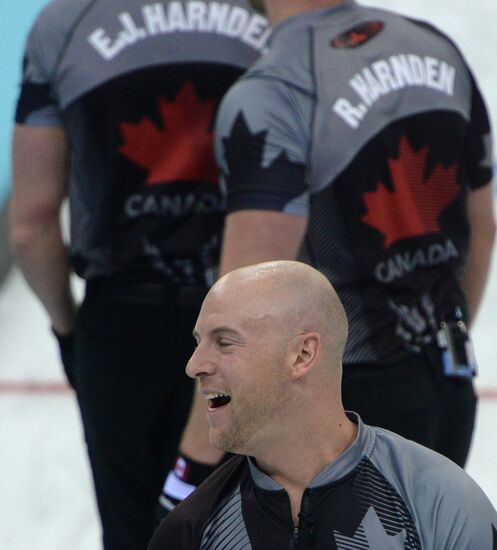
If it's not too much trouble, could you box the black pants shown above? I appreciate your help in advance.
[73,279,204,550]
[342,347,478,468]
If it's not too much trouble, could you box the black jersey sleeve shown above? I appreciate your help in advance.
[215,77,310,215]
[466,71,494,189]
[15,41,61,126]
[148,456,247,550]
[148,513,193,550]
[14,1,72,126]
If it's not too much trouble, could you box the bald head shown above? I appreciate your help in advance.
[208,261,348,367]
[188,261,351,455]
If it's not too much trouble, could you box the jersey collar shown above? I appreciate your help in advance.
[268,0,360,46]
[247,412,376,491]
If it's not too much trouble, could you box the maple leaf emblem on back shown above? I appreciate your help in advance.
[118,81,219,186]
[361,136,459,248]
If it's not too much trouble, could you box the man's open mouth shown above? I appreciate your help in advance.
[205,392,232,409]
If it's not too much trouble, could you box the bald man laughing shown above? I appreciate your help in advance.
[149,261,497,550]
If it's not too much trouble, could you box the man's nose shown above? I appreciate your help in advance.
[185,345,216,379]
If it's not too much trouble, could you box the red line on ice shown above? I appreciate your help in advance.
[1,382,497,399]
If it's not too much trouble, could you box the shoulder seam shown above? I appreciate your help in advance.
[52,0,100,87]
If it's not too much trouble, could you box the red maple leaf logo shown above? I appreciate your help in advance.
[331,21,384,48]
[348,31,368,46]
[361,137,459,248]
[118,82,219,186]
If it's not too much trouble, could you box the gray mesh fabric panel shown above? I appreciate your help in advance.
[201,488,251,549]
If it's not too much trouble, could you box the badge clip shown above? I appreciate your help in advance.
[436,319,477,379]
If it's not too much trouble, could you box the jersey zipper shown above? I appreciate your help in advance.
[292,525,301,548]
[289,488,312,549]
[286,491,299,550]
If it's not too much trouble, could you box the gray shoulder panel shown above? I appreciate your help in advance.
[371,427,497,549]
[58,0,270,108]
[310,6,472,192]
[246,25,315,95]
[216,76,311,166]
[23,1,270,110]
[18,0,95,125]
[23,0,95,83]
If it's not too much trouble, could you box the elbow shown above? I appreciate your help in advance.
[9,210,61,260]
[10,223,43,259]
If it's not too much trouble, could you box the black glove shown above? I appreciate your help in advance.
[52,329,76,389]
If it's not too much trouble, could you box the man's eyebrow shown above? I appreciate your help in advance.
[211,327,241,338]
[192,326,241,341]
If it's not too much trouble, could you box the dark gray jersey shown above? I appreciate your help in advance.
[215,0,493,362]
[16,0,269,284]
[149,414,497,549]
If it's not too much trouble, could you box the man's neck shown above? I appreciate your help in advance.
[252,413,357,522]
[266,0,346,27]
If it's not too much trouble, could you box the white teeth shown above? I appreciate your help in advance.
[205,392,230,400]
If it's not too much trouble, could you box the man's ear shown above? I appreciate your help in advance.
[289,333,320,380]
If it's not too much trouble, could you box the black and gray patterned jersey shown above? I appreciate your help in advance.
[16,0,269,285]
[215,0,493,362]
[149,414,497,549]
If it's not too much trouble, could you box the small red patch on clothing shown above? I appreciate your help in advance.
[173,456,190,481]
[331,21,384,49]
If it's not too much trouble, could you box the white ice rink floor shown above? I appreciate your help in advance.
[1,1,497,548]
